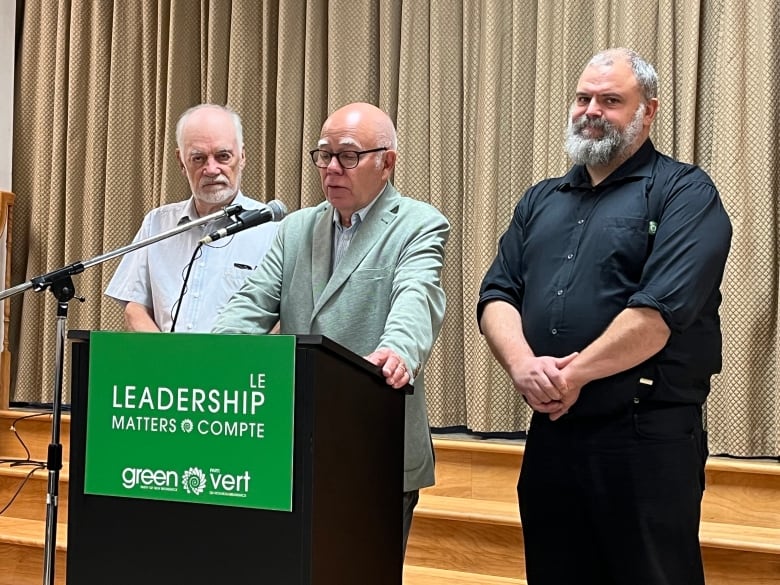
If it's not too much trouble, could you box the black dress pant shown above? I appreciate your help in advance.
[518,401,707,585]
[402,489,419,558]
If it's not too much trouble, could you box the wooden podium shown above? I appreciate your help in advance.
[66,332,406,584]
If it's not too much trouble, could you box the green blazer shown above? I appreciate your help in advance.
[213,182,450,491]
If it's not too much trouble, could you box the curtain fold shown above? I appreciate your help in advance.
[11,0,780,457]
[704,0,780,456]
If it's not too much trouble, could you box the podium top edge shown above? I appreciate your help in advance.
[66,330,413,395]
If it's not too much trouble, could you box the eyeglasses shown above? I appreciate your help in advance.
[309,147,388,169]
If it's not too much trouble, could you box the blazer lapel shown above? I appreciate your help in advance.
[311,209,334,310]
[311,186,400,316]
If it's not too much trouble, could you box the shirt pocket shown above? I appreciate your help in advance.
[595,216,649,282]
[223,262,255,290]
[351,266,392,281]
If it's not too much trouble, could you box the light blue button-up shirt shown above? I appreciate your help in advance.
[331,185,383,272]
[105,192,278,332]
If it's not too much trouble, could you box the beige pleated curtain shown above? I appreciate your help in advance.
[10,0,780,458]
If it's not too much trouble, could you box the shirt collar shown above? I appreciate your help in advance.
[558,139,656,191]
[179,191,244,224]
[331,183,387,227]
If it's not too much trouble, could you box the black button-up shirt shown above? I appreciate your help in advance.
[478,139,732,414]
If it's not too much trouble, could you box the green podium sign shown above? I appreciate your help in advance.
[84,332,296,511]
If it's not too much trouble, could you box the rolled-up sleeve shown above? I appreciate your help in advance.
[477,199,527,329]
[628,169,732,332]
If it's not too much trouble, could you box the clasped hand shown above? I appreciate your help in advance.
[512,352,579,420]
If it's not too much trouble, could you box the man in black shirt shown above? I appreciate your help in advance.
[477,48,732,585]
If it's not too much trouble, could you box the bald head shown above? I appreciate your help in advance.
[322,102,398,152]
[314,102,398,223]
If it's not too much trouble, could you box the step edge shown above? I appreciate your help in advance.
[0,462,70,481]
[432,438,780,476]
[0,409,71,424]
[0,517,68,550]
[416,495,780,553]
[433,438,523,456]
[404,564,525,584]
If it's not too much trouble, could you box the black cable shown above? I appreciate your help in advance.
[170,243,203,332]
[7,411,52,463]
[0,411,49,515]
[0,465,45,516]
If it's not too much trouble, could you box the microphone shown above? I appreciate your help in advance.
[199,199,287,244]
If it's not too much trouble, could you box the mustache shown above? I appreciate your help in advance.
[200,176,230,186]
[571,115,615,135]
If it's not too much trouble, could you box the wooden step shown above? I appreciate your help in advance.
[406,514,523,579]
[416,493,780,554]
[407,495,523,579]
[0,409,70,463]
[0,425,777,585]
[700,521,780,555]
[701,547,780,585]
[429,437,780,522]
[404,565,525,584]
[411,492,780,584]
[702,456,780,528]
[0,463,69,522]
[414,493,520,526]
[0,517,67,585]
[428,439,520,503]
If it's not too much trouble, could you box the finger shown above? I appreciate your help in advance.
[548,403,571,421]
[555,351,579,368]
[382,357,402,378]
[538,369,565,400]
[528,379,561,403]
[394,362,409,386]
[525,396,563,413]
[540,382,563,402]
[381,358,407,388]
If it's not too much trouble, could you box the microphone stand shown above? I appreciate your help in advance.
[0,202,244,585]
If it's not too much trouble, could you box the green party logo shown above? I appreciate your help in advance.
[120,465,252,498]
[182,467,207,495]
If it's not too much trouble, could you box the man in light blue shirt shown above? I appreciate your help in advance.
[105,104,278,332]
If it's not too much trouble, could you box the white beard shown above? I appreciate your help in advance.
[195,185,236,205]
[193,173,241,206]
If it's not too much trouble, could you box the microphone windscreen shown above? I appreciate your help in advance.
[267,199,288,221]
[240,209,272,228]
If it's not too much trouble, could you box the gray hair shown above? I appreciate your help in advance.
[588,48,658,102]
[175,103,244,150]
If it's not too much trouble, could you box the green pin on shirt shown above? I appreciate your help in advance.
[648,220,658,235]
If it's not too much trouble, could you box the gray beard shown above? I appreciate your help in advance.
[565,103,645,166]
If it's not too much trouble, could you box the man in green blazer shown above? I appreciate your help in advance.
[212,102,450,555]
